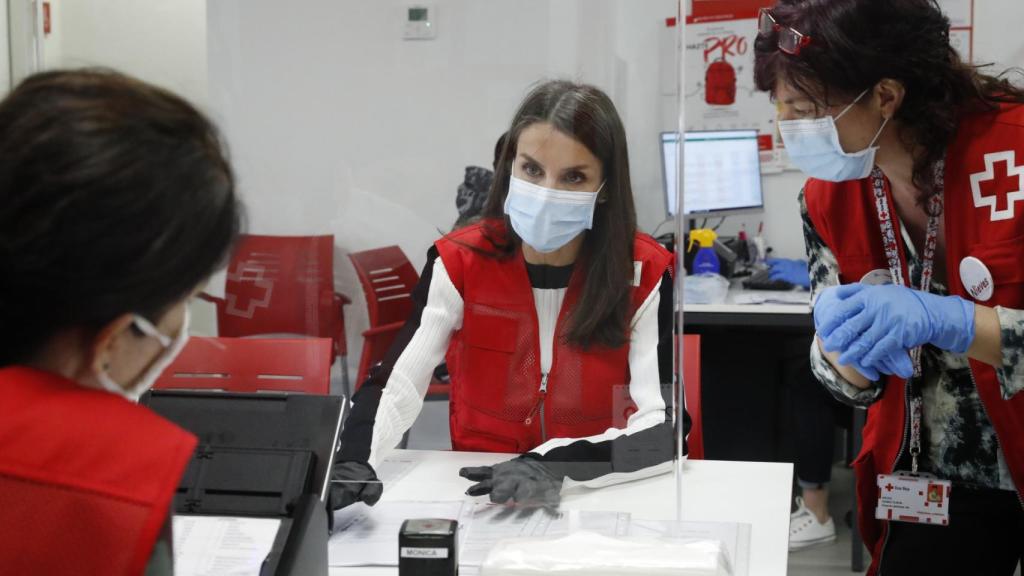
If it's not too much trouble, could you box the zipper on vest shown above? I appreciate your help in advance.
[524,373,549,442]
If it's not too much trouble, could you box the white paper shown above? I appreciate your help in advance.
[732,291,811,306]
[173,515,281,576]
[328,500,465,567]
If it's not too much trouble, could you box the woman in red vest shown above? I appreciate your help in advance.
[754,1,1024,573]
[0,70,241,575]
[332,80,684,511]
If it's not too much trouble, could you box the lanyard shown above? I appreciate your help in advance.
[869,162,944,473]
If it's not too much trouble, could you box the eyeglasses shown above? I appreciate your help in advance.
[758,8,813,56]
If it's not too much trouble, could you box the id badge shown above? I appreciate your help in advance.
[875,473,951,526]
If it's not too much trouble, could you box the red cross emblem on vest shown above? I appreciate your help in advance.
[969,150,1024,222]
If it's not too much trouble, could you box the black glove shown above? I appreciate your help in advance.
[459,455,562,508]
[328,461,383,512]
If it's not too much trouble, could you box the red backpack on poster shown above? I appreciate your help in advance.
[705,58,737,106]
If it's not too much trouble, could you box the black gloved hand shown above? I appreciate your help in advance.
[328,461,383,512]
[459,455,562,508]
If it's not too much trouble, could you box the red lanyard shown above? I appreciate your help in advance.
[869,162,944,473]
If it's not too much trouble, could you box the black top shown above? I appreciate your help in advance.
[525,262,574,289]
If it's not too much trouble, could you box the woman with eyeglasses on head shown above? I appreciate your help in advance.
[330,80,685,514]
[754,1,1024,573]
[0,70,242,575]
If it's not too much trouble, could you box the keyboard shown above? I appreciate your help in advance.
[742,269,795,291]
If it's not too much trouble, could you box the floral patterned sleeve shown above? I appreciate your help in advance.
[800,190,884,407]
[994,306,1024,399]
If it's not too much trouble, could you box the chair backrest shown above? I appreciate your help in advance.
[348,246,420,328]
[682,334,704,459]
[154,337,332,394]
[217,234,338,340]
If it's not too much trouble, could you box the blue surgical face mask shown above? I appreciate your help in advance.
[778,88,889,182]
[504,174,603,253]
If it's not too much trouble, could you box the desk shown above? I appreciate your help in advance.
[685,284,812,329]
[329,450,792,576]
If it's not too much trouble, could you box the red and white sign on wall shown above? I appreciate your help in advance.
[684,4,784,172]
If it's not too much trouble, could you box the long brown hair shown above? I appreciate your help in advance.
[480,80,638,349]
[754,0,1024,204]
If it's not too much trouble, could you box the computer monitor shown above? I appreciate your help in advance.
[660,130,764,218]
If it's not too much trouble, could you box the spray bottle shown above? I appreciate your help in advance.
[688,228,720,275]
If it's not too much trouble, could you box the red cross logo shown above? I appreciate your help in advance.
[970,150,1024,222]
[885,483,894,492]
[225,261,274,319]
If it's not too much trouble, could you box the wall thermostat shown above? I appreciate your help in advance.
[404,4,436,40]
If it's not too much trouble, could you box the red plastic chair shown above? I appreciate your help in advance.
[202,234,349,355]
[200,234,350,389]
[348,246,449,398]
[681,334,704,459]
[154,337,332,394]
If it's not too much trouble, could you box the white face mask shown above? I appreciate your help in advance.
[777,88,889,182]
[96,308,190,402]
[504,174,604,253]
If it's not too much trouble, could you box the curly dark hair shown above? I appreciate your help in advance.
[754,0,1024,205]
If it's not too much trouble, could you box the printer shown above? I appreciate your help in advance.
[143,390,345,576]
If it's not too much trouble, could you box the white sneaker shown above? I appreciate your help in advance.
[789,497,836,551]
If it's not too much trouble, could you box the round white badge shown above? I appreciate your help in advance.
[860,269,894,286]
[959,256,994,302]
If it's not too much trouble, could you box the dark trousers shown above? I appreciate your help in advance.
[790,342,850,486]
[878,485,1024,575]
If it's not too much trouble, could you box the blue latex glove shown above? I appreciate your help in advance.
[813,284,911,380]
[766,258,811,289]
[816,284,976,379]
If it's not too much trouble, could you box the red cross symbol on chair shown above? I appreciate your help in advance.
[225,263,274,319]
[970,150,1024,222]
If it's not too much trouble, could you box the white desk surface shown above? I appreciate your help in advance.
[329,450,793,576]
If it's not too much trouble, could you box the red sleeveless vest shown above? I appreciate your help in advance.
[805,104,1024,574]
[0,366,197,576]
[436,221,673,453]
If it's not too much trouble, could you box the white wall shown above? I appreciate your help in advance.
[8,0,37,85]
[50,0,207,108]
[713,0,1024,260]
[0,0,10,94]
[207,0,677,367]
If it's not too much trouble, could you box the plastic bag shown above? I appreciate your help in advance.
[481,530,732,576]
[683,273,730,305]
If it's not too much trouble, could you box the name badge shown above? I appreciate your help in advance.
[959,256,994,301]
[876,473,951,526]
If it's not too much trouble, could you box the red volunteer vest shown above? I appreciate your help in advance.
[805,103,1024,574]
[436,221,673,453]
[0,366,197,576]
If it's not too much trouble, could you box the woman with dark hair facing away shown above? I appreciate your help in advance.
[0,70,242,575]
[332,80,685,512]
[754,1,1024,573]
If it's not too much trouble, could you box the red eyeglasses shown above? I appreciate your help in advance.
[758,7,813,55]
